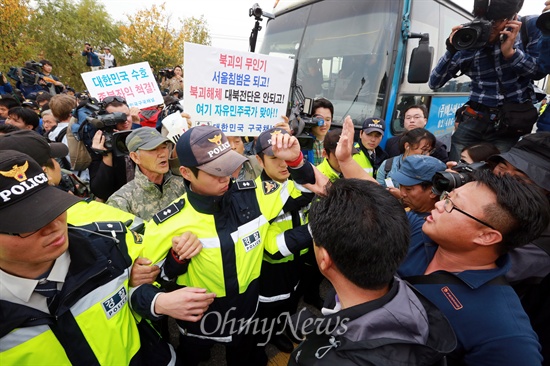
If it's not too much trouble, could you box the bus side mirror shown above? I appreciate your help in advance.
[408,33,433,84]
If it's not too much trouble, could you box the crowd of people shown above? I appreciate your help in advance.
[1,0,550,365]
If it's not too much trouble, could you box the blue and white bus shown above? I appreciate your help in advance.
[253,0,475,147]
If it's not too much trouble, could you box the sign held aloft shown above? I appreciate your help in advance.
[81,62,164,109]
[184,42,293,136]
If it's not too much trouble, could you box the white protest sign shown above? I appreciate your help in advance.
[184,42,294,136]
[162,112,188,143]
[81,62,163,109]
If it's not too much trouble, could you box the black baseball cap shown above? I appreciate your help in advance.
[0,130,68,166]
[488,132,550,191]
[255,127,288,156]
[176,126,246,177]
[0,150,80,233]
[362,117,385,135]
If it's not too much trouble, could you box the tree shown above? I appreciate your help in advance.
[0,0,36,72]
[184,15,211,47]
[27,0,122,90]
[119,2,211,73]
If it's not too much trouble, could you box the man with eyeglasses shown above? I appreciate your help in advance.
[397,170,550,365]
[89,95,141,201]
[429,0,545,162]
[385,105,449,162]
[486,132,550,363]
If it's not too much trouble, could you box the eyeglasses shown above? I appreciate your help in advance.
[440,191,496,229]
[404,115,425,120]
[421,147,436,156]
[0,229,41,238]
[102,95,126,105]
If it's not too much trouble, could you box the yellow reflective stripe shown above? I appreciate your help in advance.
[70,269,129,317]
[230,216,268,244]
[0,325,50,352]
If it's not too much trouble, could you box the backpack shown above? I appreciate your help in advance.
[112,57,117,67]
[66,117,92,172]
[53,126,72,171]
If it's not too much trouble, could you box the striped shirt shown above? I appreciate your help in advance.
[429,16,545,107]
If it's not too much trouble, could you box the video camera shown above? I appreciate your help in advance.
[432,161,490,195]
[159,68,175,79]
[86,112,131,157]
[288,88,325,150]
[6,60,49,86]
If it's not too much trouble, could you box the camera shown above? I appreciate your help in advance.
[432,161,490,195]
[288,96,325,150]
[6,60,48,86]
[452,18,493,50]
[159,68,175,79]
[86,112,128,153]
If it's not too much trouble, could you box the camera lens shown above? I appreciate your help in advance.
[453,28,479,50]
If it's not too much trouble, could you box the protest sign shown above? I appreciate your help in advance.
[81,62,163,109]
[184,42,293,136]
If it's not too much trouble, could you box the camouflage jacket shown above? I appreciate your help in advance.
[106,168,185,221]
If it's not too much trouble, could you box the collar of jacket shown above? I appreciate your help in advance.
[183,178,235,214]
[133,165,172,190]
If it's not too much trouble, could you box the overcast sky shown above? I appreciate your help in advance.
[98,0,548,52]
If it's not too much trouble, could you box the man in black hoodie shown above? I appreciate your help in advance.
[289,179,456,365]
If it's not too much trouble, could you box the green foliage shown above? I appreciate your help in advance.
[0,0,36,71]
[1,0,211,91]
[27,0,122,90]
[119,3,211,72]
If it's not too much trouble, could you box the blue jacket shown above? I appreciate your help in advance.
[82,50,101,67]
[398,212,543,366]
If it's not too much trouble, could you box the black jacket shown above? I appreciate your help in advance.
[289,277,456,365]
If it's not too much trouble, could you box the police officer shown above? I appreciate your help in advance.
[0,150,213,365]
[254,127,315,352]
[131,126,321,366]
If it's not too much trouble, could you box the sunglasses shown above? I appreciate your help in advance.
[102,95,127,105]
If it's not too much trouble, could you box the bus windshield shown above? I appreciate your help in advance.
[260,0,400,125]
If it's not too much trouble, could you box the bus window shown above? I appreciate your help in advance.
[261,0,400,125]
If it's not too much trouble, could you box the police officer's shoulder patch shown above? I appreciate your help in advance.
[153,198,185,225]
[236,180,257,190]
[94,221,125,234]
[262,180,280,195]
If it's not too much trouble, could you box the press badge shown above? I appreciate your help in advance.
[102,286,128,319]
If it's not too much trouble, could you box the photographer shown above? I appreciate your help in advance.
[81,43,101,71]
[160,65,184,95]
[89,96,141,201]
[39,59,65,95]
[429,0,546,161]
